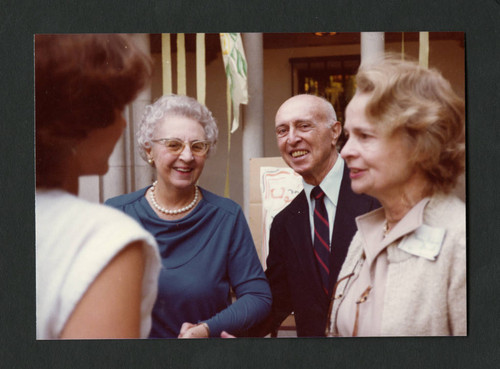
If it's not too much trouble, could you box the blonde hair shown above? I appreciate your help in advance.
[355,54,465,194]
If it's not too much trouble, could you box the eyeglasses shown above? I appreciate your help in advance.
[151,138,211,156]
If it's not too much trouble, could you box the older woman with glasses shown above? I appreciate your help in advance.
[327,55,466,336]
[106,94,272,338]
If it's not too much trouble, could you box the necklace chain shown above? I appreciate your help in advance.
[149,180,199,215]
[383,221,389,237]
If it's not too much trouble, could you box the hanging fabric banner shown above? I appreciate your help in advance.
[177,33,187,95]
[162,34,172,95]
[220,33,248,197]
[196,33,206,105]
[419,32,429,69]
[220,33,248,133]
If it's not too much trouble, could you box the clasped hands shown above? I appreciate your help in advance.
[178,322,236,338]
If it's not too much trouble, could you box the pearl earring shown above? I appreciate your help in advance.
[148,157,154,165]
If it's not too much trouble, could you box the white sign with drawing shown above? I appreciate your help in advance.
[259,166,303,268]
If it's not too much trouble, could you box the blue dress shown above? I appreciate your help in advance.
[105,186,272,338]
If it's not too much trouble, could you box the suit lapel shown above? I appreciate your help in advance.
[329,165,376,290]
[332,165,361,249]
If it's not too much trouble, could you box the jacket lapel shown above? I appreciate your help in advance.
[329,164,379,291]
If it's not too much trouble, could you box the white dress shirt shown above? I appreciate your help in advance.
[302,157,344,249]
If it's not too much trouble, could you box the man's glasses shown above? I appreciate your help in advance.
[151,138,211,156]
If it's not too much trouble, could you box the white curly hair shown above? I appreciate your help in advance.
[137,94,218,161]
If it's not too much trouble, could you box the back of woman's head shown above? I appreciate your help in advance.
[35,34,153,187]
[355,54,465,194]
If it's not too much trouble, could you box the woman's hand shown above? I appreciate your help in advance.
[178,322,210,338]
[220,331,236,338]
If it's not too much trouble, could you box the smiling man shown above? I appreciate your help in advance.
[250,94,379,337]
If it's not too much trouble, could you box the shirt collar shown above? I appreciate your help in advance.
[303,156,344,205]
[356,197,431,263]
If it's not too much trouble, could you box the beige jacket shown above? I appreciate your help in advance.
[328,194,466,336]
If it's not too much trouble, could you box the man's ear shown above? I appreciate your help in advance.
[331,121,342,143]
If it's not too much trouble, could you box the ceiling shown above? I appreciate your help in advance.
[150,32,464,63]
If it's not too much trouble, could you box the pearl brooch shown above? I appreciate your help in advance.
[149,180,199,215]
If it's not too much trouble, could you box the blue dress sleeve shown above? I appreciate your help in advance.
[202,208,272,337]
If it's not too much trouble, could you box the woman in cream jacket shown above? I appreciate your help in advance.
[328,55,466,336]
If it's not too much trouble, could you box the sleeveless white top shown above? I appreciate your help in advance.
[36,189,161,339]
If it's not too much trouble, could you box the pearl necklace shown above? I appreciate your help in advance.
[149,181,199,215]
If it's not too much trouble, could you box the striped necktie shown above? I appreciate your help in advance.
[311,186,330,295]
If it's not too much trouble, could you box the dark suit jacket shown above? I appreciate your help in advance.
[249,164,380,337]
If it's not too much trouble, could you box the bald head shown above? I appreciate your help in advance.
[276,94,337,128]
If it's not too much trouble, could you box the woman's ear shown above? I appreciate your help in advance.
[145,146,154,166]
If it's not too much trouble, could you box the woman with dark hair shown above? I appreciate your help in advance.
[106,94,272,338]
[328,55,466,336]
[35,34,161,339]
